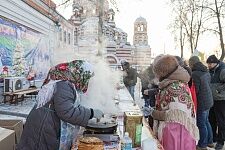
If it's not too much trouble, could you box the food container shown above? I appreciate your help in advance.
[78,137,104,150]
[124,111,143,147]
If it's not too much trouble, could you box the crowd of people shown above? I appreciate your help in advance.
[121,54,225,150]
[16,54,225,150]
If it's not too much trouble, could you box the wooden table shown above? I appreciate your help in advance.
[3,88,39,104]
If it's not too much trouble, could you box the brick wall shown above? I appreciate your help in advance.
[24,0,57,22]
[41,0,56,10]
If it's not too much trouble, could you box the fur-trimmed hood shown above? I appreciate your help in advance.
[153,55,178,79]
[153,55,190,89]
[158,66,190,89]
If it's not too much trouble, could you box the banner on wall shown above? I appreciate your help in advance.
[0,17,51,80]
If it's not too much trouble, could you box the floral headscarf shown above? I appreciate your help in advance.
[44,60,94,93]
[36,60,93,109]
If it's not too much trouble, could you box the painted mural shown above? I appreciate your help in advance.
[0,17,51,80]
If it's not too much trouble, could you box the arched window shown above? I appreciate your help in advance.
[64,31,66,43]
[137,26,141,31]
[140,24,144,31]
[68,33,71,45]
[59,28,62,41]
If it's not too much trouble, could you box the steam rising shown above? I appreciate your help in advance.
[52,33,121,114]
[80,58,121,114]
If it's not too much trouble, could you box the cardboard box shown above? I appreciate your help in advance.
[0,120,23,144]
[0,127,15,150]
[124,111,143,147]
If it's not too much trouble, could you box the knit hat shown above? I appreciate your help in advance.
[206,55,219,64]
[153,55,178,80]
[175,56,184,66]
[189,56,200,67]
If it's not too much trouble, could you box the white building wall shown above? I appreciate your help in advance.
[0,0,56,34]
[0,0,76,66]
[54,20,76,65]
[0,0,56,64]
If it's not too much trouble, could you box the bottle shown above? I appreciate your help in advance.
[121,132,132,150]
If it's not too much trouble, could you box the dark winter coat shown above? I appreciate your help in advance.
[138,66,155,89]
[209,61,225,101]
[17,81,92,150]
[123,67,137,87]
[192,62,213,112]
[138,66,156,99]
[183,65,192,87]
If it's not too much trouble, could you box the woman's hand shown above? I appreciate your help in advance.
[93,109,104,120]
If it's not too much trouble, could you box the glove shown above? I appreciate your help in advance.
[142,106,154,117]
[93,109,104,120]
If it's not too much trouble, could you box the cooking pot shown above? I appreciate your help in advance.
[86,118,118,134]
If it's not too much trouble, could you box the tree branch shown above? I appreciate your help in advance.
[201,5,217,13]
[57,0,71,7]
[219,0,225,13]
[202,27,220,34]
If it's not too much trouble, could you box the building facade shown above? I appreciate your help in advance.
[0,0,152,78]
[0,0,75,79]
[69,1,152,68]
[69,0,133,66]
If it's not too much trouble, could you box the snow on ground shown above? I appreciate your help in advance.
[0,98,35,119]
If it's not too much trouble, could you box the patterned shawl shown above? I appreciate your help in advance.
[154,66,199,141]
[36,60,93,108]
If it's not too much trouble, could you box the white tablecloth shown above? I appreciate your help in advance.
[116,88,162,150]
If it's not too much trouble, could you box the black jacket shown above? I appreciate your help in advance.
[138,66,156,99]
[209,62,225,101]
[123,67,137,87]
[138,66,155,89]
[17,81,92,150]
[183,65,192,87]
[192,62,213,112]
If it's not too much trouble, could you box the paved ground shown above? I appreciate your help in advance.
[0,97,35,120]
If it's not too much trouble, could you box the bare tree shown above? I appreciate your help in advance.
[169,0,205,55]
[201,0,225,60]
[169,15,186,57]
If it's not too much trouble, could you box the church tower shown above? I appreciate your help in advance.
[133,16,151,69]
[133,17,148,46]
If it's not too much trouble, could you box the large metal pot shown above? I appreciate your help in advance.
[85,117,118,134]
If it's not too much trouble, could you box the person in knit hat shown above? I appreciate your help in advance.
[143,55,199,150]
[121,61,137,100]
[189,56,200,67]
[189,56,214,150]
[206,55,225,150]
[206,54,220,64]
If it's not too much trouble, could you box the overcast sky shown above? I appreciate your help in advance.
[53,0,218,58]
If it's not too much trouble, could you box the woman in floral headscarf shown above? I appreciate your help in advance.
[17,60,104,150]
[143,55,199,150]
